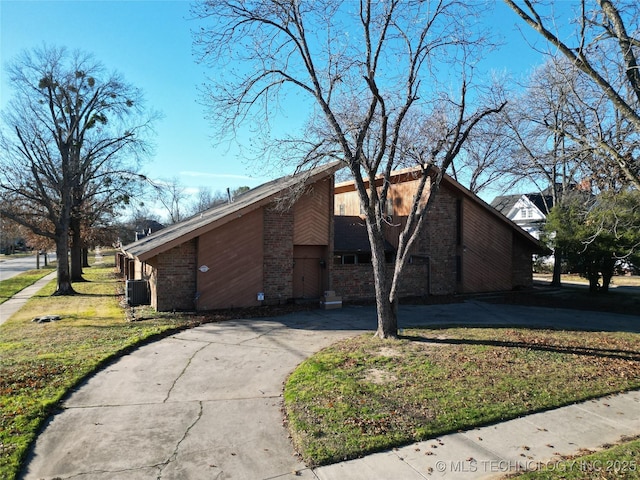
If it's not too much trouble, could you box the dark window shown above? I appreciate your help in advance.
[343,254,356,264]
[357,253,372,264]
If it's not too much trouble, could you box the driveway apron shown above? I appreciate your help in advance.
[22,308,373,480]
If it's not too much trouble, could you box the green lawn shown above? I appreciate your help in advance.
[284,327,640,467]
[0,256,198,480]
[514,437,640,479]
[0,267,55,304]
[2,258,639,479]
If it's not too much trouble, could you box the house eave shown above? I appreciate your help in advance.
[122,161,343,263]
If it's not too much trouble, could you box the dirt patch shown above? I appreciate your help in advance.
[364,368,397,385]
[377,346,401,357]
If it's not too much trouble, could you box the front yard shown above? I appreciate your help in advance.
[1,259,638,479]
[0,258,200,480]
[284,327,640,467]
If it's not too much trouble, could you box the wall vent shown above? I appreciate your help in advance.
[126,279,150,306]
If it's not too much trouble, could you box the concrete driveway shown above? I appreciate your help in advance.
[21,302,640,479]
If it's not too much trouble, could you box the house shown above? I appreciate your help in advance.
[333,168,543,300]
[118,162,340,311]
[490,193,552,239]
[118,163,542,311]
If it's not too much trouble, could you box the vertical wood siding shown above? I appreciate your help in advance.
[196,208,264,309]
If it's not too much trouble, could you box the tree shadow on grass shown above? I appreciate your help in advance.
[400,333,640,363]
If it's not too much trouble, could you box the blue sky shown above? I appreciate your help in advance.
[1,0,554,205]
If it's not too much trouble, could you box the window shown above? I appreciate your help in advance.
[334,253,374,265]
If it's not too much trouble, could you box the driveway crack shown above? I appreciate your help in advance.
[157,400,204,479]
[163,341,209,403]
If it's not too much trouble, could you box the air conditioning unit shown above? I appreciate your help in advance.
[126,279,150,306]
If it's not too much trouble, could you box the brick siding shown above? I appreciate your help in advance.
[263,206,294,304]
[333,263,429,301]
[511,235,534,289]
[154,239,197,311]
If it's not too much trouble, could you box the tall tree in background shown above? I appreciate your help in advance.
[0,46,154,294]
[501,56,592,285]
[504,0,640,190]
[193,0,505,338]
[545,190,640,292]
[450,105,514,196]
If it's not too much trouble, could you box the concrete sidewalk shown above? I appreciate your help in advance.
[0,271,57,326]
[20,302,640,480]
[315,390,640,479]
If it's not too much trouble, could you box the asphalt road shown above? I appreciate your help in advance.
[0,252,56,281]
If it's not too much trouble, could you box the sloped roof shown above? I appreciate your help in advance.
[334,216,395,252]
[490,194,520,216]
[122,161,342,262]
[491,193,553,217]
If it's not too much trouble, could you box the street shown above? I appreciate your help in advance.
[0,253,57,281]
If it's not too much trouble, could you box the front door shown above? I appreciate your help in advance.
[293,246,325,298]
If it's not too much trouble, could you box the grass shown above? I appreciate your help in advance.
[512,438,640,479]
[0,254,199,480]
[534,273,640,287]
[2,259,639,478]
[284,327,640,466]
[0,267,55,304]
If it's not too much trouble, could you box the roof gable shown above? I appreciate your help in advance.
[122,161,342,261]
[336,167,543,251]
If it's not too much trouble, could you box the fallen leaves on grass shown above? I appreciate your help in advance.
[284,327,640,467]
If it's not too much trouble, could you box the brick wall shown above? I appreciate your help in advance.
[421,189,458,295]
[333,263,429,301]
[511,235,534,289]
[263,206,294,304]
[154,239,198,311]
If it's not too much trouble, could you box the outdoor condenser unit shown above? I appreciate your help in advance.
[126,279,150,306]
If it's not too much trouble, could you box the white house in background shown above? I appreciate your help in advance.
[490,193,552,240]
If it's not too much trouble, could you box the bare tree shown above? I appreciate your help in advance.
[500,56,593,285]
[0,46,155,295]
[146,177,190,224]
[504,0,640,190]
[451,106,515,196]
[193,0,505,338]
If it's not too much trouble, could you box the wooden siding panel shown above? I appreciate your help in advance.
[334,176,431,217]
[294,178,331,245]
[196,208,263,309]
[462,199,512,292]
[334,190,361,216]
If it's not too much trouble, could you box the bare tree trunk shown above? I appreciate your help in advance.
[551,248,562,287]
[70,217,85,282]
[601,258,615,293]
[54,227,75,296]
[368,221,398,339]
